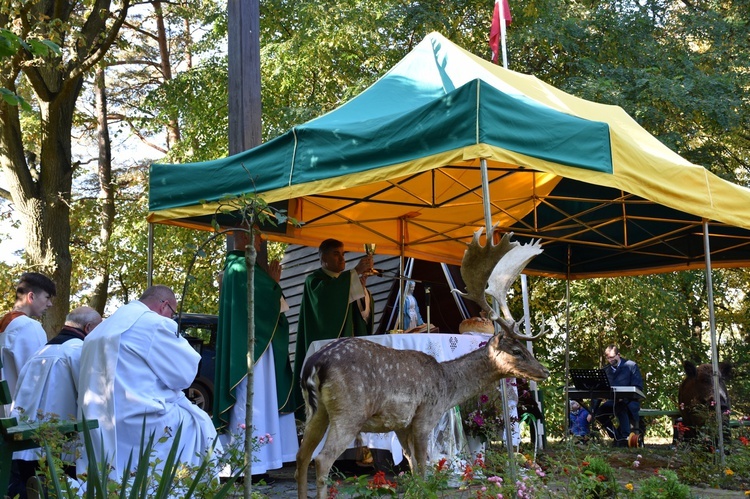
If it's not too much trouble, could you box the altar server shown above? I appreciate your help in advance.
[9,306,101,498]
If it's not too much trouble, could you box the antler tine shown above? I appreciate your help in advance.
[486,238,543,323]
[506,316,547,341]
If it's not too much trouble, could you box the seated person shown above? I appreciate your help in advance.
[569,400,591,440]
[589,344,643,446]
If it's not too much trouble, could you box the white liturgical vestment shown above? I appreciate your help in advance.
[11,338,83,461]
[78,300,219,475]
[0,315,47,416]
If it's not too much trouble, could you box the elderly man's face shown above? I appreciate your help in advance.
[321,246,346,273]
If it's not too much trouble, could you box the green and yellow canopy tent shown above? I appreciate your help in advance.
[150,33,750,278]
[149,32,750,455]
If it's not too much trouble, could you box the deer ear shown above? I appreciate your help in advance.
[683,360,697,378]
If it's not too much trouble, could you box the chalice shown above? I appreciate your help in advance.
[363,243,377,276]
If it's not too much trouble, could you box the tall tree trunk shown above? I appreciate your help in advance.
[153,1,181,147]
[89,67,115,314]
[7,85,82,336]
[184,17,193,70]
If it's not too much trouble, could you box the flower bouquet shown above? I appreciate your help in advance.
[460,388,505,441]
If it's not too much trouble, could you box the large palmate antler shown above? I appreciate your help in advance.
[452,223,517,321]
[453,225,544,340]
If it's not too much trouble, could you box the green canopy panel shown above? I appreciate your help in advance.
[149,32,750,278]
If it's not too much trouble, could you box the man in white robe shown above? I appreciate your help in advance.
[78,286,219,476]
[9,306,101,498]
[0,272,56,417]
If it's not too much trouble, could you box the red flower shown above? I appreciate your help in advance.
[581,461,590,467]
[739,436,749,446]
[436,457,448,472]
[368,470,397,490]
[462,463,474,482]
[327,483,339,498]
[597,475,607,482]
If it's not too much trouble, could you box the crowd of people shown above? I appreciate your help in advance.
[0,234,379,496]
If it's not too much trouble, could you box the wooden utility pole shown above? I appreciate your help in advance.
[228,0,262,155]
[227,1,262,497]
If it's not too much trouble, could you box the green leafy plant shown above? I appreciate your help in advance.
[30,416,243,498]
[568,455,618,498]
[634,469,692,499]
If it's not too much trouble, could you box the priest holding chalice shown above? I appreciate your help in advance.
[292,238,375,419]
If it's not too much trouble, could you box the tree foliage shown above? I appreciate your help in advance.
[0,0,130,333]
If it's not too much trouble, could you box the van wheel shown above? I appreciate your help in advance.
[187,381,213,415]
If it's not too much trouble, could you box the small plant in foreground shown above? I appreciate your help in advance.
[634,469,692,499]
[568,455,618,498]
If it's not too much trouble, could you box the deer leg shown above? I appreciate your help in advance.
[296,407,329,499]
[313,420,362,499]
[411,429,431,478]
[395,429,416,474]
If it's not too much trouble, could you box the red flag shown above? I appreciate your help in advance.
[489,0,512,64]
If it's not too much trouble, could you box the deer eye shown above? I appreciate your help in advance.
[512,348,523,356]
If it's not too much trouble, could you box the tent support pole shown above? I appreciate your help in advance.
[522,274,544,451]
[399,217,406,330]
[481,159,517,481]
[564,245,571,440]
[703,220,725,462]
[147,223,154,288]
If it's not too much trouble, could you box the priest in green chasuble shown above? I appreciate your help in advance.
[292,238,375,419]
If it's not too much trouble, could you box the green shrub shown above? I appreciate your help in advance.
[635,469,692,499]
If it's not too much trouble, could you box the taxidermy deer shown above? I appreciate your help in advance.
[295,225,548,499]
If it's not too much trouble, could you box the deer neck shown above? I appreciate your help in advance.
[439,346,506,409]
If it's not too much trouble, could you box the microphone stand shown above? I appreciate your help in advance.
[425,284,431,333]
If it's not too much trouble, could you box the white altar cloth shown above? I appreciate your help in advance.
[303,333,495,464]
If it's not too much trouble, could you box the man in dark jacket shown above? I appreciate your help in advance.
[590,344,643,446]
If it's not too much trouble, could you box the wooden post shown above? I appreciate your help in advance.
[228,0,262,155]
[227,1,262,495]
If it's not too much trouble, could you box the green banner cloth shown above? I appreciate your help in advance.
[213,250,295,431]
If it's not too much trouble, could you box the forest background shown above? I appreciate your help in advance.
[1,0,749,435]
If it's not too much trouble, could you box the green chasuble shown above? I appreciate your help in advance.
[292,268,373,419]
[213,250,295,431]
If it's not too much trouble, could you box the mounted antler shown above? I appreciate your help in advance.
[453,225,543,339]
[452,223,517,320]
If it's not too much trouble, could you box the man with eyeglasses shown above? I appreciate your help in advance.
[589,344,643,447]
[77,285,220,478]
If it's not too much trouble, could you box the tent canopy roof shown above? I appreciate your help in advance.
[149,32,750,279]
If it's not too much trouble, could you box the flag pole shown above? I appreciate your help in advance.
[499,1,508,68]
[490,0,511,67]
